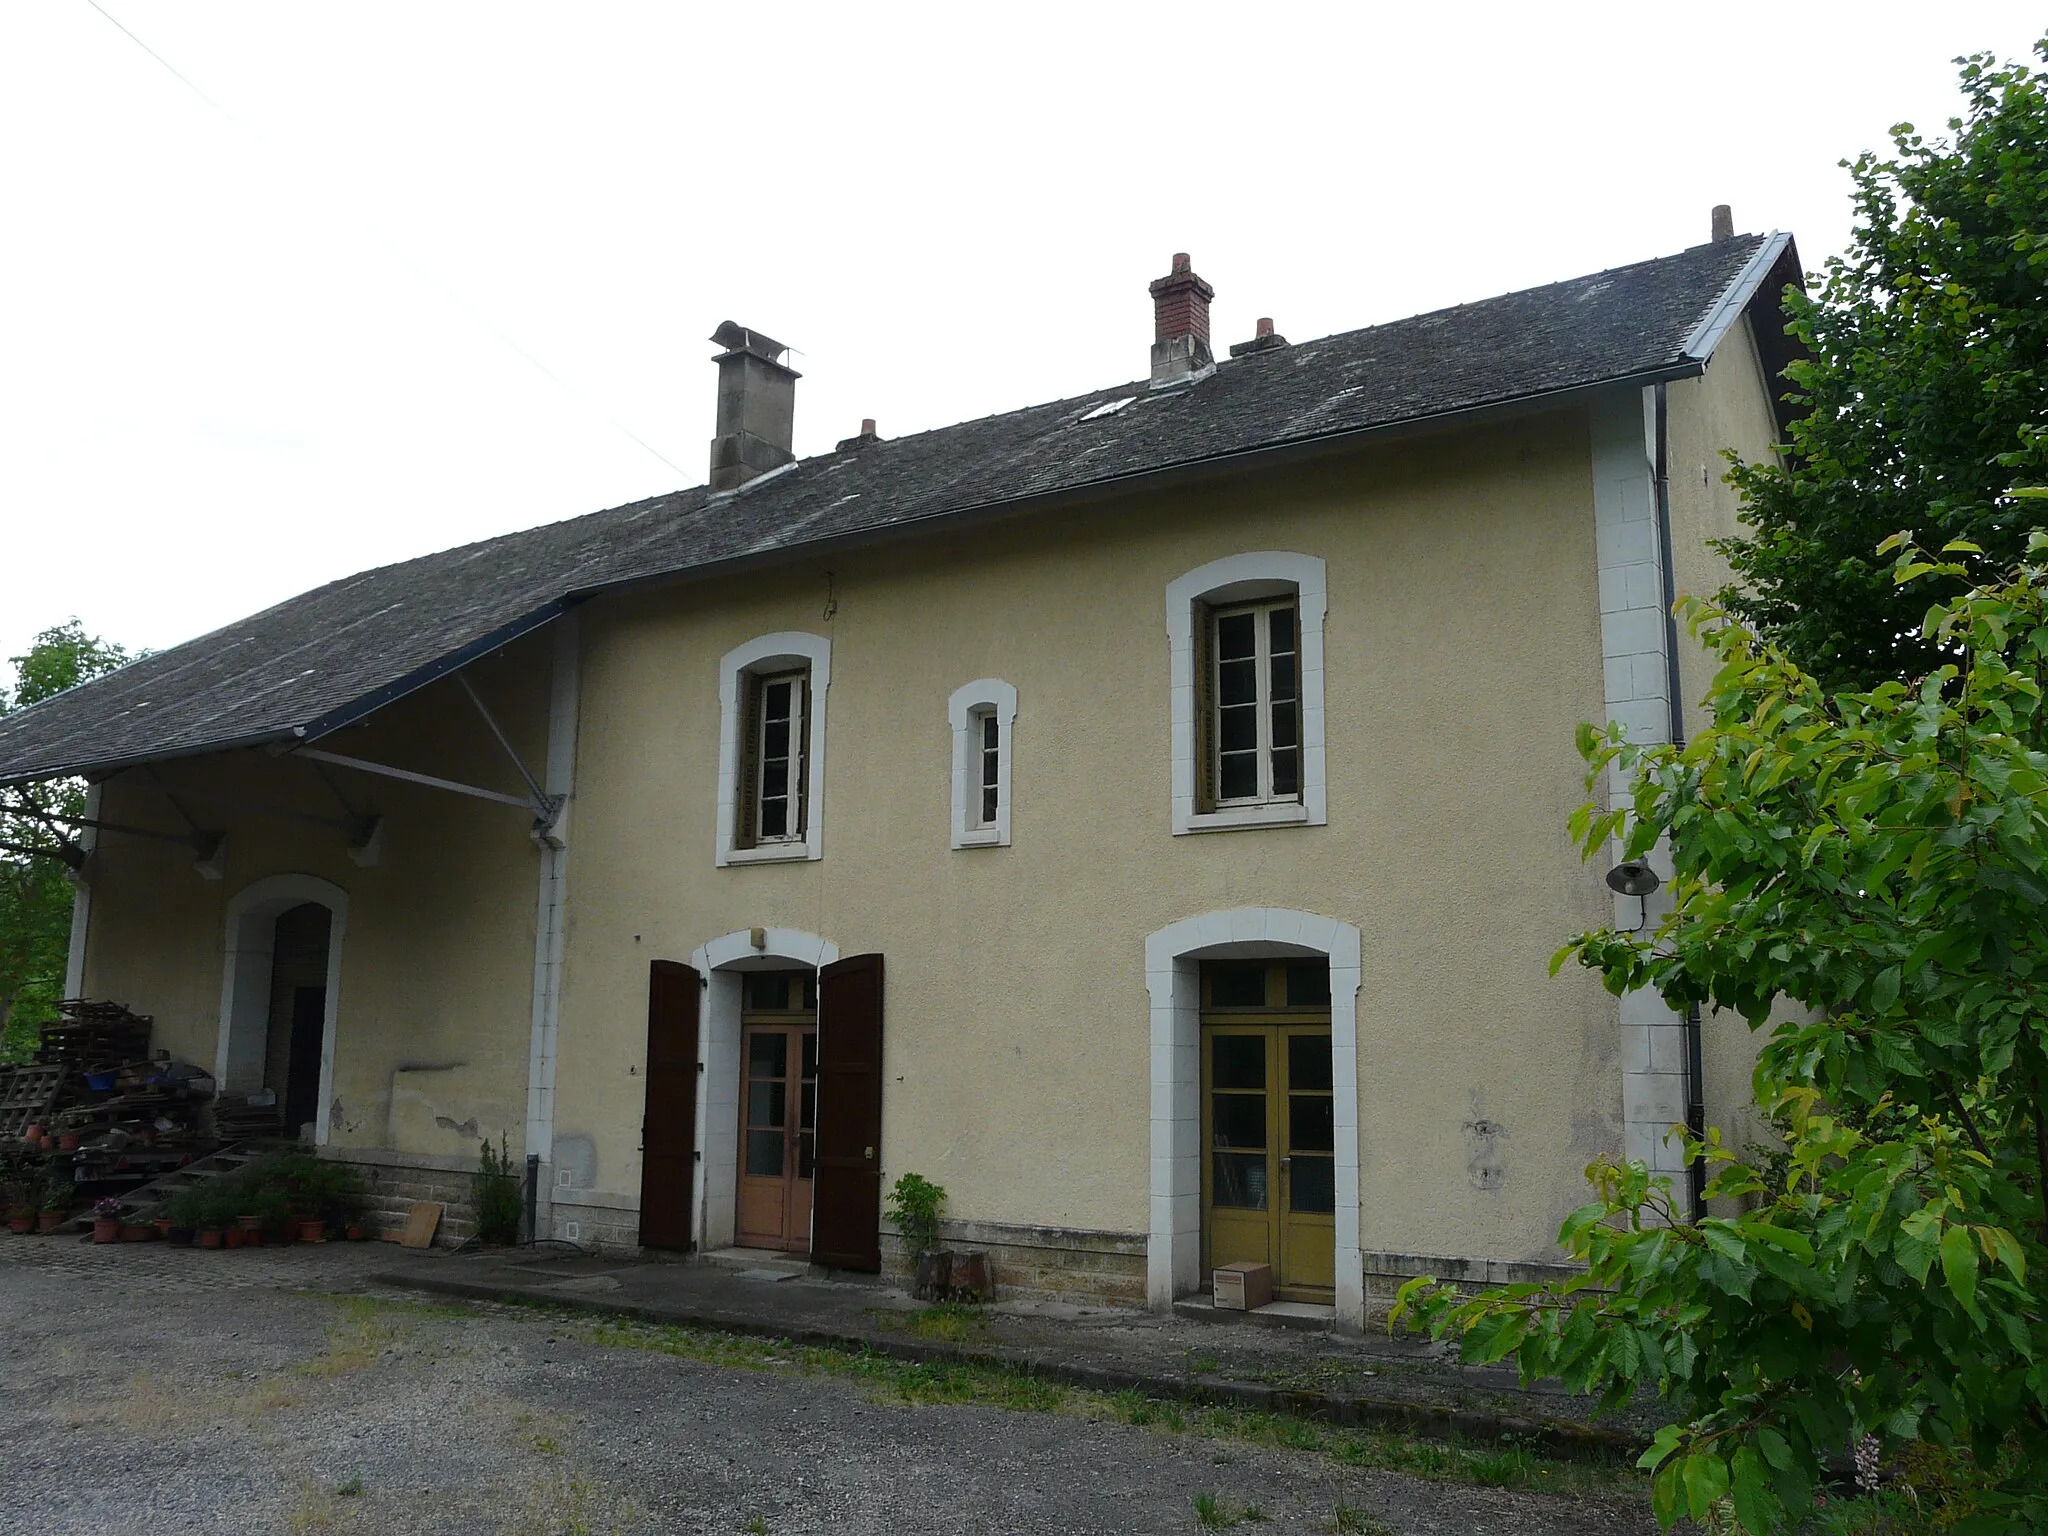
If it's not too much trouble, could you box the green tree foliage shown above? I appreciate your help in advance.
[1720,39,2048,693]
[0,621,131,1057]
[1398,533,2048,1532]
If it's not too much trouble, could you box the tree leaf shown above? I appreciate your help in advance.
[1941,1222,1980,1316]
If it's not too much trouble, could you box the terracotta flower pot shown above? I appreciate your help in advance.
[92,1219,119,1244]
[198,1227,224,1249]
[37,1136,54,1152]
[57,1133,81,1152]
[236,1216,263,1247]
[345,1224,365,1241]
[8,1216,32,1235]
[297,1218,326,1244]
[154,1218,174,1239]
[224,1227,243,1250]
[37,1211,63,1234]
[120,1224,149,1242]
[21,1124,42,1143]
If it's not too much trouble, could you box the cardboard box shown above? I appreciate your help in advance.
[1213,1261,1273,1311]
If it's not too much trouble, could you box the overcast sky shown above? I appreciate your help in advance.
[2,2,2042,682]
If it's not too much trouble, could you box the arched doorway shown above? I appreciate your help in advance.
[218,874,348,1145]
[1144,907,1364,1328]
[684,928,840,1255]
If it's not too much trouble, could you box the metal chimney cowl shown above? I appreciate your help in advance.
[709,321,800,491]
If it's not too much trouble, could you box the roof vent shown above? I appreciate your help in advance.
[1711,204,1734,242]
[709,321,800,492]
[1229,316,1289,358]
[835,418,880,453]
[1149,252,1216,391]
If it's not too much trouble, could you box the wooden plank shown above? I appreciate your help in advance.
[399,1201,443,1249]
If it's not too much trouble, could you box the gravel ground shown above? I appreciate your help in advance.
[0,1239,1657,1535]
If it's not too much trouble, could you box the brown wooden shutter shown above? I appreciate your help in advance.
[1193,599,1217,813]
[735,673,762,848]
[637,960,700,1251]
[812,952,884,1271]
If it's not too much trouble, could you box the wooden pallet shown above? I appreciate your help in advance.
[0,1066,65,1138]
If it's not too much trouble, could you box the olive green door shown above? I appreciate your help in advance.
[1199,961,1335,1304]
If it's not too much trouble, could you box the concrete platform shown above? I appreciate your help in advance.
[369,1244,1655,1456]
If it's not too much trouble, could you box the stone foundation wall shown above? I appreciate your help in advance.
[547,1194,642,1253]
[882,1219,1147,1308]
[320,1148,480,1246]
[1359,1249,1585,1322]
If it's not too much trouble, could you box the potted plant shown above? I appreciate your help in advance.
[164,1185,206,1246]
[886,1172,950,1300]
[91,1196,123,1244]
[38,1178,68,1233]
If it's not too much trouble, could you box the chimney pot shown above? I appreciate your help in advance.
[1256,317,1274,339]
[1711,204,1734,242]
[708,322,800,491]
[1148,252,1216,390]
[861,418,876,436]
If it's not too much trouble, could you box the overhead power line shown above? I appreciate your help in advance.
[79,0,690,481]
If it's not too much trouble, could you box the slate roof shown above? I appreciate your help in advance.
[0,232,1799,786]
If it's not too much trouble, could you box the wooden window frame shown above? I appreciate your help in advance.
[1203,598,1302,812]
[717,632,831,867]
[1166,554,1328,837]
[737,668,809,849]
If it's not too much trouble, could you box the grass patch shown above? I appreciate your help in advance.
[1331,1508,1396,1535]
[900,1302,989,1344]
[584,1318,1634,1501]
[1193,1492,1269,1526]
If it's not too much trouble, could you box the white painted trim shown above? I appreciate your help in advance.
[715,631,832,867]
[947,678,1018,849]
[62,783,100,998]
[525,614,579,1184]
[1590,388,1690,1183]
[1143,907,1364,1330]
[684,927,841,1252]
[217,872,348,1146]
[1165,553,1328,836]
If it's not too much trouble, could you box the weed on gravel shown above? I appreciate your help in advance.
[584,1318,1640,1502]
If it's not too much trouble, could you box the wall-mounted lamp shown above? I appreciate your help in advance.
[1605,861,1662,898]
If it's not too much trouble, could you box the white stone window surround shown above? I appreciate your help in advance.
[1166,553,1328,835]
[716,631,832,867]
[686,927,842,1252]
[1145,906,1365,1330]
[947,678,1018,849]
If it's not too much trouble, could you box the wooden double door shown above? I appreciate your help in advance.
[637,953,887,1273]
[1201,960,1336,1303]
[737,973,818,1253]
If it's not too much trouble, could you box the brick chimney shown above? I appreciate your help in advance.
[708,321,800,491]
[1149,253,1215,390]
[1711,204,1734,241]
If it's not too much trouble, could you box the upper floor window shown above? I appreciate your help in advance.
[1207,599,1300,806]
[717,632,831,866]
[740,670,809,845]
[948,678,1017,848]
[1166,553,1328,836]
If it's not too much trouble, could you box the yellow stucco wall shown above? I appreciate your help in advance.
[71,330,1792,1269]
[1665,311,1790,1166]
[554,410,1623,1264]
[79,633,552,1160]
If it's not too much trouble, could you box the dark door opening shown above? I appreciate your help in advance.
[264,902,332,1139]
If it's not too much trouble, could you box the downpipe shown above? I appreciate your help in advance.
[1652,382,1709,1215]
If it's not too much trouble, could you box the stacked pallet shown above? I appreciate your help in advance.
[36,1000,154,1073]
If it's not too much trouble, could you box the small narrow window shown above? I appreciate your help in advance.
[948,679,1017,849]
[975,709,1000,828]
[742,669,809,846]
[1208,599,1301,808]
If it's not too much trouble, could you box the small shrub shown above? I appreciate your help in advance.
[884,1172,945,1257]
[472,1133,524,1245]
